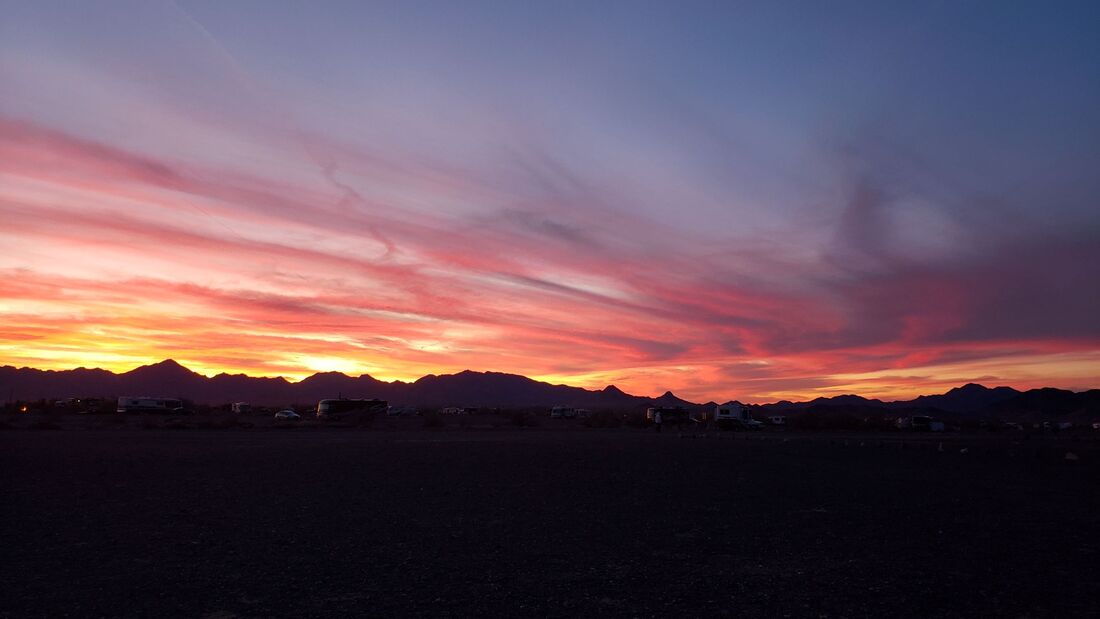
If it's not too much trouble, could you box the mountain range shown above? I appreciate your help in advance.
[1,360,1096,417]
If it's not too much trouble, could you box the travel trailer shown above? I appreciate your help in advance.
[117,396,184,414]
[714,401,763,430]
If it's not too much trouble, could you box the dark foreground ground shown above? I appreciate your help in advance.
[2,428,1098,617]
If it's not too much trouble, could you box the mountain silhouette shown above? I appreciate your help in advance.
[907,383,1020,412]
[0,362,653,409]
[0,361,1095,417]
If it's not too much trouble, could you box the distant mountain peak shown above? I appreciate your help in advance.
[952,383,989,392]
[125,358,197,376]
[602,385,625,394]
[655,390,692,405]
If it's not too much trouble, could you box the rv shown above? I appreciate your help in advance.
[117,396,184,414]
[714,401,763,430]
[646,406,689,425]
[231,402,251,414]
[551,406,577,419]
[768,415,786,426]
[440,406,477,415]
[316,398,387,421]
[897,415,943,432]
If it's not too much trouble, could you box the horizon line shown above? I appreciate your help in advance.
[4,357,1084,406]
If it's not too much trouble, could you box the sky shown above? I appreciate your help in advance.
[1,1,1098,402]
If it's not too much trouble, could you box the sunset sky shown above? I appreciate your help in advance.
[1,1,1098,402]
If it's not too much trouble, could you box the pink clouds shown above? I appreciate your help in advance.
[1,117,1098,401]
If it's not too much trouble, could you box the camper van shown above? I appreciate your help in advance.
[117,397,184,414]
[714,401,763,430]
[315,398,387,421]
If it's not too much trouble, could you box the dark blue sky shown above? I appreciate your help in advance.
[1,1,1097,399]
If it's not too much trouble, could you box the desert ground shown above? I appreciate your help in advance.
[2,420,1098,617]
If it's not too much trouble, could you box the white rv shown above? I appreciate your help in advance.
[715,401,763,430]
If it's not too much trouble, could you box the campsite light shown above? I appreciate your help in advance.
[20,405,28,413]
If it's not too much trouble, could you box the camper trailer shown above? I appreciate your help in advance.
[315,398,387,421]
[714,401,763,430]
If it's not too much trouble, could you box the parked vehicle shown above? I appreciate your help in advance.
[274,409,300,421]
[897,415,941,431]
[551,406,577,419]
[117,396,183,414]
[714,402,763,430]
[723,418,763,431]
[768,415,786,426]
[646,406,690,426]
[231,402,251,414]
[316,398,387,421]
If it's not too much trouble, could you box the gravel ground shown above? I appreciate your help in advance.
[2,427,1098,617]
